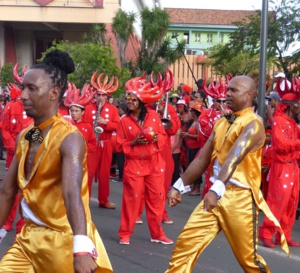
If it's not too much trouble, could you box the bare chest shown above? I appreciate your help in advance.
[24,142,41,180]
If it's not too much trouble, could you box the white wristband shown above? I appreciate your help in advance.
[210,179,226,198]
[173,178,191,194]
[73,235,98,258]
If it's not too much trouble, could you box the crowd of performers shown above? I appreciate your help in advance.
[0,59,300,270]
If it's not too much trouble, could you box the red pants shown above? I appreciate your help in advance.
[259,162,299,241]
[161,144,174,219]
[88,141,113,205]
[119,156,166,239]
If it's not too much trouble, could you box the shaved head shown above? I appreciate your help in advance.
[226,75,257,112]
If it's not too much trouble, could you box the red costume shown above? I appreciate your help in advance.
[83,73,120,207]
[198,77,229,198]
[148,101,180,222]
[259,80,300,246]
[261,142,272,200]
[1,65,32,233]
[117,110,167,240]
[117,73,172,244]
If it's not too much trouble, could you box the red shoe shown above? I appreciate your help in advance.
[99,202,116,209]
[162,216,173,224]
[276,239,300,247]
[2,221,13,232]
[119,237,130,245]
[151,236,173,245]
[135,217,143,224]
[259,235,275,248]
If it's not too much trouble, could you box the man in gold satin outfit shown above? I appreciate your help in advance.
[166,75,289,273]
[0,50,113,273]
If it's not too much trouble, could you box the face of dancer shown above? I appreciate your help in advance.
[95,92,107,106]
[226,76,255,113]
[70,105,84,122]
[126,93,140,112]
[21,68,59,120]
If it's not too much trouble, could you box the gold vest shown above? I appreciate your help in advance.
[212,107,289,255]
[16,113,113,272]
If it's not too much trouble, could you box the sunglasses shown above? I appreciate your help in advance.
[214,99,226,103]
[126,96,138,102]
[96,93,107,97]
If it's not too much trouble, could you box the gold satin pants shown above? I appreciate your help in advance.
[166,185,270,273]
[0,223,74,273]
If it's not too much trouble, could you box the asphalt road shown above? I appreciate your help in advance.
[0,157,300,272]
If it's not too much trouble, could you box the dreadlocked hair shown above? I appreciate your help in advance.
[32,50,75,101]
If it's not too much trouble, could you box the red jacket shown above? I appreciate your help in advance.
[2,100,33,151]
[74,121,96,153]
[83,101,120,141]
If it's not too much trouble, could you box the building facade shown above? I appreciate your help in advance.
[0,0,160,69]
[166,8,255,89]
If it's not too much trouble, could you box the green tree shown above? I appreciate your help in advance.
[0,63,14,87]
[40,40,130,97]
[110,7,185,77]
[82,24,109,46]
[209,0,300,78]
[111,10,136,68]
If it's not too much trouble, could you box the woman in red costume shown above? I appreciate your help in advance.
[116,74,173,245]
[181,101,203,195]
[259,77,300,248]
[64,82,96,197]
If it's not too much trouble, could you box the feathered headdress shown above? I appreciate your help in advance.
[64,82,95,108]
[276,77,300,104]
[202,76,231,99]
[125,70,173,103]
[90,72,118,95]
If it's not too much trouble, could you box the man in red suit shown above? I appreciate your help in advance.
[259,78,300,248]
[83,73,120,209]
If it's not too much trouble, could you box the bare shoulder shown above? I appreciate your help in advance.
[61,132,86,156]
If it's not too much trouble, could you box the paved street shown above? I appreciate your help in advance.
[1,156,300,272]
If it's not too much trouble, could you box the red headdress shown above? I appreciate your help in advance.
[13,63,28,84]
[202,76,230,99]
[64,82,95,108]
[6,63,28,101]
[9,87,22,101]
[125,70,173,103]
[276,77,300,104]
[181,85,192,94]
[90,72,118,95]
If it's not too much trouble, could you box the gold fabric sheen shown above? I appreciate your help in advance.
[166,107,288,273]
[212,107,288,255]
[166,186,271,273]
[0,113,113,273]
